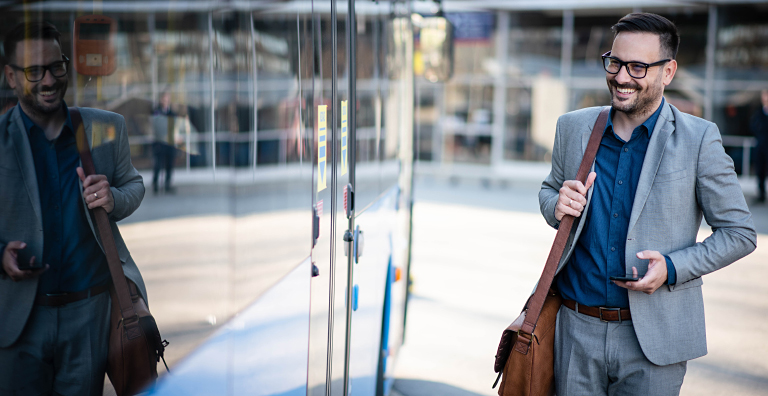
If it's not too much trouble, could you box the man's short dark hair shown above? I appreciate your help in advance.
[3,21,62,64]
[612,13,679,60]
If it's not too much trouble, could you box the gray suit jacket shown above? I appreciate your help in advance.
[0,106,146,348]
[539,102,756,365]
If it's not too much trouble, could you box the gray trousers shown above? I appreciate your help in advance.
[554,305,687,396]
[0,291,111,396]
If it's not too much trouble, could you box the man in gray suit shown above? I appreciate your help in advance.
[0,21,146,395]
[539,13,756,395]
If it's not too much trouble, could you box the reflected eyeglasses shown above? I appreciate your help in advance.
[9,55,70,82]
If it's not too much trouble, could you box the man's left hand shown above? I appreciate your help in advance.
[77,167,114,213]
[613,250,667,295]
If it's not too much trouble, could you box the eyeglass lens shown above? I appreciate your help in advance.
[25,62,68,81]
[603,57,648,78]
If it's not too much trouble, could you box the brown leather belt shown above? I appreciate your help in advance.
[563,299,631,322]
[35,282,110,307]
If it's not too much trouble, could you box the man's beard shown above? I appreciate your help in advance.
[608,74,663,117]
[17,80,68,117]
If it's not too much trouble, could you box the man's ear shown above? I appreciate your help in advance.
[3,65,16,90]
[663,60,677,86]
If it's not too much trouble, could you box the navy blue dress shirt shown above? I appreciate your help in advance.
[556,100,676,308]
[20,104,110,294]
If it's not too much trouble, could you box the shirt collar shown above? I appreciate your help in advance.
[605,97,666,138]
[17,101,75,138]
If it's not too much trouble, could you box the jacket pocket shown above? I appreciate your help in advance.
[653,168,689,184]
[668,276,702,292]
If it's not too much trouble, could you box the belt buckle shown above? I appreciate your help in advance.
[599,307,621,323]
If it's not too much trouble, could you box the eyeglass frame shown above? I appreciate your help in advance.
[7,55,70,83]
[601,51,670,79]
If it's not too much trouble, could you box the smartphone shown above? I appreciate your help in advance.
[610,275,640,282]
[16,248,43,271]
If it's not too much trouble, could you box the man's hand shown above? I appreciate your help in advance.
[2,241,49,282]
[77,167,114,213]
[613,250,668,295]
[555,172,597,221]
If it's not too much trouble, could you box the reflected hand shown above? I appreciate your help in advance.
[2,241,49,282]
[77,167,114,213]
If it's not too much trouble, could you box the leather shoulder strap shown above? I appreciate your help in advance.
[70,107,137,322]
[515,107,610,353]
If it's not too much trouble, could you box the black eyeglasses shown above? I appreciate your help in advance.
[9,55,70,82]
[601,51,670,79]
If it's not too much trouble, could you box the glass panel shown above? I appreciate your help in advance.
[716,4,768,82]
[503,87,533,161]
[415,84,438,161]
[712,90,762,175]
[0,3,313,373]
[355,11,381,209]
[446,12,496,78]
[508,11,562,78]
[572,11,631,78]
[442,83,494,164]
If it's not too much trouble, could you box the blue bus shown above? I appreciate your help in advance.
[0,0,456,394]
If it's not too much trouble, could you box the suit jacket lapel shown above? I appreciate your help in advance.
[9,107,43,228]
[628,102,675,233]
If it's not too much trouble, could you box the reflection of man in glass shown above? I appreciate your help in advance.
[152,90,177,194]
[750,89,768,203]
[0,21,147,395]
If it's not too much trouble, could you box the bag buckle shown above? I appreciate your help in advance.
[516,331,532,345]
[117,313,140,329]
[599,307,621,323]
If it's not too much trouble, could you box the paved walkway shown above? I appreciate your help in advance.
[392,176,768,396]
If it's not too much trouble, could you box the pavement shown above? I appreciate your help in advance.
[390,174,768,396]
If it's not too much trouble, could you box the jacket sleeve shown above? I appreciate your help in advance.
[539,116,564,229]
[667,123,757,285]
[108,115,145,222]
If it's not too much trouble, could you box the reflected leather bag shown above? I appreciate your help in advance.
[71,108,169,396]
[492,107,609,396]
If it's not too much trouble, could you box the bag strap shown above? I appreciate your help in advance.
[515,107,610,354]
[70,108,139,327]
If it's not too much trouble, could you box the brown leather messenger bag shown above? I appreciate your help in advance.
[493,107,609,396]
[71,108,169,396]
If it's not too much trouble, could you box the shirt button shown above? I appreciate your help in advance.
[611,247,616,252]
[618,180,623,185]
[624,148,629,152]
[613,213,618,218]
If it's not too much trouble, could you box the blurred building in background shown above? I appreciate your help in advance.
[1,1,766,177]
[414,1,768,178]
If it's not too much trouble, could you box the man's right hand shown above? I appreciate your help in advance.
[2,241,48,282]
[555,172,597,222]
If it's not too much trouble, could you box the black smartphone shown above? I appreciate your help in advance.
[610,275,640,282]
[16,248,43,271]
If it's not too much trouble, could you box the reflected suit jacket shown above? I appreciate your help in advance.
[539,102,757,365]
[0,106,147,348]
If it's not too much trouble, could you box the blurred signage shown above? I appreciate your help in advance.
[73,15,117,76]
[445,12,494,42]
[318,105,328,192]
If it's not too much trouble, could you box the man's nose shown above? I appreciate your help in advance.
[39,68,57,86]
[614,65,633,85]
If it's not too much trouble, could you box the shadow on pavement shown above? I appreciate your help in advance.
[393,379,487,396]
